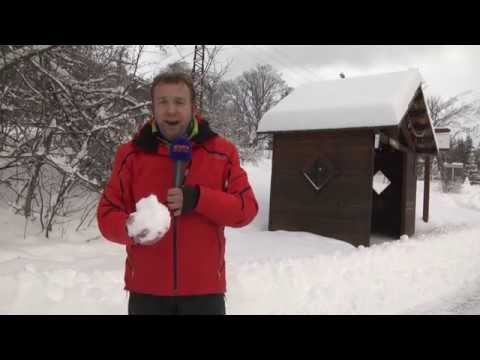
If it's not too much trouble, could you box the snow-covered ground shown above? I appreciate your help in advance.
[1,157,480,314]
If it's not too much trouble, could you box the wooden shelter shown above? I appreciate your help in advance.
[258,69,439,247]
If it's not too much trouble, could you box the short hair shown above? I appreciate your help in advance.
[150,70,196,105]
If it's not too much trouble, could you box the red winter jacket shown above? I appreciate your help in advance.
[97,118,258,296]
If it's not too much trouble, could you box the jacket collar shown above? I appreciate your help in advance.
[132,114,217,153]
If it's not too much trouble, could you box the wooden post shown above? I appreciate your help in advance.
[423,156,431,222]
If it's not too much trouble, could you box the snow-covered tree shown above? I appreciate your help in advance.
[426,92,480,191]
[221,64,292,150]
[465,146,480,185]
[0,45,158,237]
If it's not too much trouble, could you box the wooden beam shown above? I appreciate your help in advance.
[377,131,416,155]
[423,156,431,222]
[399,118,417,151]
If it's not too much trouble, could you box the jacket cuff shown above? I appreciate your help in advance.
[181,185,200,214]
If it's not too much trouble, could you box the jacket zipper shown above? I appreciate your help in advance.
[172,161,191,293]
[172,216,178,293]
[154,152,178,293]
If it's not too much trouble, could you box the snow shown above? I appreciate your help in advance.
[46,154,76,174]
[49,60,70,79]
[1,156,480,314]
[258,69,424,132]
[35,145,45,156]
[126,194,171,243]
[1,104,14,111]
[71,140,89,168]
[97,107,107,120]
[0,45,55,72]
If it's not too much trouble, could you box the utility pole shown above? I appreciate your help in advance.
[192,45,205,112]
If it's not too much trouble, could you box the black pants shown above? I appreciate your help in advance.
[128,292,226,315]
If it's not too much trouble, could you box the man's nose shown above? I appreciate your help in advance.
[166,103,176,114]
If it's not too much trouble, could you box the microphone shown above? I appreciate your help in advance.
[169,136,192,187]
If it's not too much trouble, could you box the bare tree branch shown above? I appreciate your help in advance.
[0,45,58,73]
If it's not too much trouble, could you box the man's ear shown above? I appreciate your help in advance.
[192,104,198,117]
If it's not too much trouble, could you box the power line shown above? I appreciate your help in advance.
[267,45,322,81]
[252,45,312,82]
[173,45,194,63]
[249,45,314,84]
[238,45,324,85]
[244,45,312,84]
[267,45,324,82]
[232,45,312,85]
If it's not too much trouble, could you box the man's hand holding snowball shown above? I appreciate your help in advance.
[126,216,162,245]
[127,186,199,246]
[126,194,171,246]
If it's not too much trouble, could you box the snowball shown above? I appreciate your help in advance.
[127,195,171,243]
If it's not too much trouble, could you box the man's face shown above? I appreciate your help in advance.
[152,82,193,141]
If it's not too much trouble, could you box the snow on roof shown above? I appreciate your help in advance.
[258,69,424,133]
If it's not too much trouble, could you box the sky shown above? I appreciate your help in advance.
[138,45,480,100]
[1,157,480,314]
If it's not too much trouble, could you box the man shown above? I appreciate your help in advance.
[97,70,258,315]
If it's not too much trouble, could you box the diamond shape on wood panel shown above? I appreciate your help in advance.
[302,157,333,192]
[372,170,391,195]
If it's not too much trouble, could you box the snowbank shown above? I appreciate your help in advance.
[1,158,480,314]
